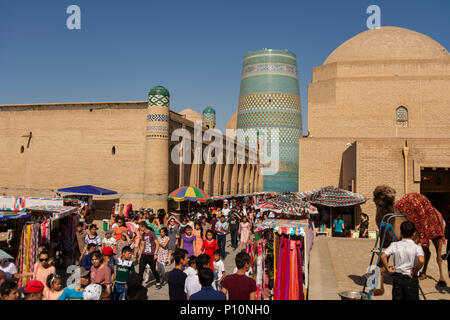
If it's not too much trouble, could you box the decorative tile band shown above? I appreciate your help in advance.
[203,113,216,121]
[242,63,298,79]
[149,94,170,107]
[146,126,169,131]
[147,114,169,122]
[238,92,300,111]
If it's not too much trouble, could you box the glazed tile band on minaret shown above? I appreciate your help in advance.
[144,85,170,211]
[237,49,302,193]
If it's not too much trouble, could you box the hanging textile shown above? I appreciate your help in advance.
[40,219,51,245]
[296,240,304,300]
[255,240,265,300]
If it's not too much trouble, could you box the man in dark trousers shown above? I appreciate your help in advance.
[381,221,425,300]
[137,222,161,289]
[229,211,240,250]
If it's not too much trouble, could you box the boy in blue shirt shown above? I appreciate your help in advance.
[81,243,96,270]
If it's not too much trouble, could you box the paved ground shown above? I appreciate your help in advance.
[309,237,450,300]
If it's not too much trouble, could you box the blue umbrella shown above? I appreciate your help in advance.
[57,185,118,196]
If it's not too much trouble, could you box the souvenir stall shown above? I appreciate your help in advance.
[255,194,318,217]
[17,206,79,286]
[253,218,315,300]
[297,186,369,237]
[0,201,78,288]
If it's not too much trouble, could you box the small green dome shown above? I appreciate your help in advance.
[203,106,216,115]
[148,86,170,97]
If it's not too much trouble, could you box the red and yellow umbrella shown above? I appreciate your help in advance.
[168,186,212,202]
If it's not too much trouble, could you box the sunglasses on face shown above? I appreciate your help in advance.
[39,258,49,262]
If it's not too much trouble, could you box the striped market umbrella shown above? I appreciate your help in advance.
[168,186,212,203]
[296,186,368,207]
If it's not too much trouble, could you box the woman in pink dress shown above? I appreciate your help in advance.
[239,216,251,252]
[193,222,204,256]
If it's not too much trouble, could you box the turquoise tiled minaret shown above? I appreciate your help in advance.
[202,106,216,129]
[237,49,302,193]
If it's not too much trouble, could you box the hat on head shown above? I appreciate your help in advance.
[24,280,44,293]
[105,230,113,235]
[82,284,102,300]
[72,267,90,278]
[102,246,113,256]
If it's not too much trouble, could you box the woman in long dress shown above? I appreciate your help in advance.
[180,225,196,258]
[193,222,204,256]
[239,216,251,252]
[201,230,218,271]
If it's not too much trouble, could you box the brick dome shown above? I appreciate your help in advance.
[323,26,449,65]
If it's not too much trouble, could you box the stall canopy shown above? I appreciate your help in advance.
[256,194,319,216]
[57,185,118,196]
[168,186,212,202]
[296,186,368,207]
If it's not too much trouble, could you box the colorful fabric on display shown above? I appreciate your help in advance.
[255,219,310,236]
[394,193,446,247]
[273,235,305,300]
[296,240,304,300]
[0,211,31,221]
[255,240,265,300]
[168,186,212,202]
[297,186,368,207]
[26,206,77,219]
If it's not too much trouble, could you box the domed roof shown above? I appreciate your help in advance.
[148,86,170,97]
[203,106,216,115]
[323,26,449,65]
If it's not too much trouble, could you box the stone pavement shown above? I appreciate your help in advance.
[309,237,450,300]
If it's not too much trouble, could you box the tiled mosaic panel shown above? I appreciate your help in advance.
[237,110,302,128]
[146,126,169,131]
[242,63,298,79]
[147,114,169,122]
[203,113,216,121]
[237,127,302,145]
[238,93,300,111]
[149,94,169,107]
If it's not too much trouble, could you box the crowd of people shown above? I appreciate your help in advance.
[0,201,273,300]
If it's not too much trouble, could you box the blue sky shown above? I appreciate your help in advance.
[1,0,449,134]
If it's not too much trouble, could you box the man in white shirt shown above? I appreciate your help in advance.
[222,204,231,219]
[0,259,18,280]
[185,254,210,299]
[381,221,425,300]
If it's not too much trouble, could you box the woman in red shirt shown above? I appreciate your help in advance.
[201,230,218,270]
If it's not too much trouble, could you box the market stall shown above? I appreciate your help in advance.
[0,197,79,287]
[252,218,315,300]
[255,194,318,217]
[296,186,369,237]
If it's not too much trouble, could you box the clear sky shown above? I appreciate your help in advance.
[1,0,449,134]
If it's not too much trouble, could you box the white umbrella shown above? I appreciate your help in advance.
[0,249,14,260]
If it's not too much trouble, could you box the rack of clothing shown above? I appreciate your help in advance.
[252,218,315,300]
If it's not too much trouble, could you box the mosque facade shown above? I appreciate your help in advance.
[298,26,450,229]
